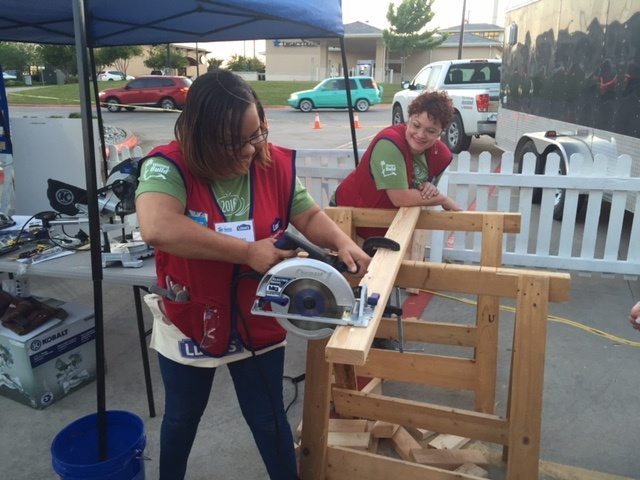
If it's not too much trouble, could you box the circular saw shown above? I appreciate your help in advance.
[251,257,374,340]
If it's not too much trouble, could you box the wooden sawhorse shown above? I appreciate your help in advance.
[298,207,571,479]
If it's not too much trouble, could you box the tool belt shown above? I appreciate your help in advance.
[0,291,68,335]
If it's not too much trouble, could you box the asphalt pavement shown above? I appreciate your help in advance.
[0,103,638,479]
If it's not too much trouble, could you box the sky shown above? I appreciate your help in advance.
[184,0,506,62]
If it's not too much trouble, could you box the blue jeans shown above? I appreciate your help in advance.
[158,348,297,479]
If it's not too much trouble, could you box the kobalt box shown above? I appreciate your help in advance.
[0,302,95,409]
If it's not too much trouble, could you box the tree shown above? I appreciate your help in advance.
[38,44,77,78]
[383,0,447,81]
[144,45,188,72]
[94,46,143,76]
[225,55,265,73]
[0,42,38,77]
[207,58,224,71]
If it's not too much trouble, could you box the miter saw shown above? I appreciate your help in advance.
[45,157,153,267]
[251,232,396,340]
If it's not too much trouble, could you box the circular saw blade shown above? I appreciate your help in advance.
[282,278,341,332]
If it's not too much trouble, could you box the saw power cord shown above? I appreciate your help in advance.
[421,289,640,348]
[233,270,300,480]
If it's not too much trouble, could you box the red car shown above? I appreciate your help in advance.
[98,75,191,112]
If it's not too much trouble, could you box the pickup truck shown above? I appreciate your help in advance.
[391,59,501,153]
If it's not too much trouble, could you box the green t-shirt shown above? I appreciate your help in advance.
[136,156,315,221]
[369,139,430,190]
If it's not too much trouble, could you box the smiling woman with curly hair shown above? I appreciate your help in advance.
[331,90,462,239]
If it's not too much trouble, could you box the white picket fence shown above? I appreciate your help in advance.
[433,151,640,277]
[118,147,639,277]
[294,148,362,208]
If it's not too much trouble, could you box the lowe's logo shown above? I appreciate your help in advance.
[30,329,68,352]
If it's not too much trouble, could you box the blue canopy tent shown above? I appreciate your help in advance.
[0,0,357,459]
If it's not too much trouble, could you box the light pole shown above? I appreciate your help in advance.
[457,0,467,60]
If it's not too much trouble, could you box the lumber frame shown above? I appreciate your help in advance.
[299,207,570,480]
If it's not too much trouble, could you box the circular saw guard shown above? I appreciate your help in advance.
[251,258,373,340]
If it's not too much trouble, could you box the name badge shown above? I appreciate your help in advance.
[214,219,255,242]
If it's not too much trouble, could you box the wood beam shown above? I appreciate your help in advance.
[357,349,477,391]
[332,388,509,445]
[299,338,332,479]
[376,317,477,347]
[326,207,421,365]
[395,262,570,302]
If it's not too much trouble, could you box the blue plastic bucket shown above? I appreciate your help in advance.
[51,410,146,480]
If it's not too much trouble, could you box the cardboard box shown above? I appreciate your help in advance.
[0,301,95,409]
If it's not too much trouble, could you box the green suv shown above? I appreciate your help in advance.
[287,76,383,112]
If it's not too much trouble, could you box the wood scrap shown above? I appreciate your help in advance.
[359,376,383,394]
[328,419,368,433]
[368,421,399,438]
[390,426,422,461]
[410,449,488,469]
[428,433,471,450]
[327,431,371,449]
[403,425,435,441]
[455,462,489,477]
[367,435,380,454]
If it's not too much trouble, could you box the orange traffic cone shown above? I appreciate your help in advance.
[313,112,322,129]
[354,112,361,128]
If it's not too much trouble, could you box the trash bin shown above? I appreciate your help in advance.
[24,75,32,86]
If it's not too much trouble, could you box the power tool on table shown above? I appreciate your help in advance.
[45,157,153,267]
[251,231,399,340]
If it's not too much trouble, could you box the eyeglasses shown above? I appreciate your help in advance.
[408,119,442,138]
[224,129,269,151]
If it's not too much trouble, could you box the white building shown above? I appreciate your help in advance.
[265,22,503,83]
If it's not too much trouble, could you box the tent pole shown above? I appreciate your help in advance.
[89,47,109,183]
[340,37,359,167]
[72,0,108,460]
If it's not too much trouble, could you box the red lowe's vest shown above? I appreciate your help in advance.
[334,124,452,239]
[144,141,296,357]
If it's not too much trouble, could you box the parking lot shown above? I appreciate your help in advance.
[3,103,639,479]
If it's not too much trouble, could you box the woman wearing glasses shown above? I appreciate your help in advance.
[135,70,369,480]
[332,90,462,239]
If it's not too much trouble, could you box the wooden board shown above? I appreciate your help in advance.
[326,207,421,365]
[391,427,422,461]
[428,433,471,450]
[411,449,488,469]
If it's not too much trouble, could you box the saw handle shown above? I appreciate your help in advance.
[274,231,358,274]
[274,231,330,263]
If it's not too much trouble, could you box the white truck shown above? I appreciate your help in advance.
[391,59,501,153]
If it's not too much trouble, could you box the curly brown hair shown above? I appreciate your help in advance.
[174,70,270,182]
[407,90,454,129]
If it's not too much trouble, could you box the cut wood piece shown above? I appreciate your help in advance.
[326,206,422,365]
[455,462,489,477]
[411,449,488,469]
[296,420,303,440]
[360,376,383,394]
[404,425,435,441]
[428,433,471,450]
[328,419,368,433]
[369,421,399,438]
[327,431,371,449]
[391,426,422,461]
[367,435,380,453]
